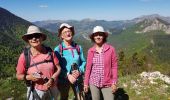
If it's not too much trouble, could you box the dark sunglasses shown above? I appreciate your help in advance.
[93,32,104,37]
[27,33,41,40]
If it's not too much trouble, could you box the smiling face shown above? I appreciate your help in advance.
[61,27,73,42]
[27,33,43,47]
[93,32,105,45]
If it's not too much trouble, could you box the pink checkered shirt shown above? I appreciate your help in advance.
[89,51,105,87]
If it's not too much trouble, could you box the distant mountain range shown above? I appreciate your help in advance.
[34,19,131,34]
[33,14,170,35]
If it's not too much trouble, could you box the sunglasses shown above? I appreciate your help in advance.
[93,32,104,37]
[27,33,41,40]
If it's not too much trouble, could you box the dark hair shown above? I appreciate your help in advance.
[89,32,108,43]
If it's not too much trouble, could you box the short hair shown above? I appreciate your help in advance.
[89,32,108,43]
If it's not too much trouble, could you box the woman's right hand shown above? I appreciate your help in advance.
[27,74,41,82]
[67,74,77,84]
[84,85,89,93]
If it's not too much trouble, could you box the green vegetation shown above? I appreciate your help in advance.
[118,75,170,100]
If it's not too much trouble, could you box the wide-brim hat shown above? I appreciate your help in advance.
[90,26,108,38]
[58,23,75,37]
[22,25,47,42]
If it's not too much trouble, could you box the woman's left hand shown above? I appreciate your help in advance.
[72,70,80,79]
[45,78,54,88]
[111,84,117,93]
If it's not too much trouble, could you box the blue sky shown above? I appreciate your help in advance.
[0,0,170,22]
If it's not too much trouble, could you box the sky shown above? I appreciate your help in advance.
[0,0,170,22]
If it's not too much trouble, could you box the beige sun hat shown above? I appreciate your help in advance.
[58,23,75,37]
[90,26,108,37]
[22,25,47,42]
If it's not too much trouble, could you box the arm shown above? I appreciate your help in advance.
[45,52,61,88]
[111,47,118,93]
[51,52,61,80]
[84,50,92,86]
[84,50,92,93]
[78,46,86,74]
[54,46,68,78]
[16,53,26,80]
[111,47,118,85]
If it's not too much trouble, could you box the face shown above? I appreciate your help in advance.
[27,33,42,47]
[93,32,104,45]
[61,28,73,41]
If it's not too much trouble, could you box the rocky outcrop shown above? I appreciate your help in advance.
[140,71,170,84]
[135,18,170,34]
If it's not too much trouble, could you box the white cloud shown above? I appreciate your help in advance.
[39,5,48,8]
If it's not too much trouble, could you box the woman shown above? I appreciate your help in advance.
[54,23,86,100]
[16,25,61,100]
[84,26,118,100]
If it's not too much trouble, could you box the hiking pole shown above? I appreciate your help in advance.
[71,63,80,93]
[27,87,32,100]
[27,81,34,100]
[48,88,54,100]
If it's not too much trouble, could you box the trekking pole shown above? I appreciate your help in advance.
[27,81,34,100]
[27,87,32,100]
[48,88,53,100]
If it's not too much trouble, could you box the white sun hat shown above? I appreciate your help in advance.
[58,23,75,37]
[91,26,108,36]
[22,25,47,42]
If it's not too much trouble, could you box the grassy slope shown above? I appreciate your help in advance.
[118,74,170,100]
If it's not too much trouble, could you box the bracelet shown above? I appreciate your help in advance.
[50,77,55,83]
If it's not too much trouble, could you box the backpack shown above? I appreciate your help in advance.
[59,42,80,57]
[23,46,55,86]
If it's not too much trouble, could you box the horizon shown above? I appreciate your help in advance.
[0,0,170,22]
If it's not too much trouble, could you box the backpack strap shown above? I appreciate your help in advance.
[45,46,56,71]
[73,42,80,55]
[59,42,80,57]
[75,43,80,55]
[23,47,31,86]
[59,43,63,57]
[24,47,31,72]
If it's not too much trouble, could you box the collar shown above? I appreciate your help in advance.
[90,43,110,53]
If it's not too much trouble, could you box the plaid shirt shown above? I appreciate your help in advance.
[89,51,105,87]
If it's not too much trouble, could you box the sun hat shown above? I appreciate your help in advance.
[90,26,108,37]
[22,25,47,42]
[58,23,75,37]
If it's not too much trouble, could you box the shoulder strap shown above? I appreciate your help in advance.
[24,47,31,72]
[23,47,31,86]
[45,46,56,71]
[59,43,63,56]
[74,42,80,55]
[59,42,80,56]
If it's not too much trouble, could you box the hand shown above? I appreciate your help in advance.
[84,85,89,93]
[72,70,80,79]
[67,74,77,84]
[28,74,41,82]
[44,78,54,88]
[111,84,117,93]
